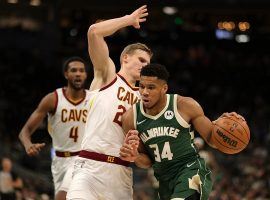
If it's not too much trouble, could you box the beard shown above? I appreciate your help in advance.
[70,81,84,90]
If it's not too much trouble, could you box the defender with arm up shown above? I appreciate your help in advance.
[67,6,153,200]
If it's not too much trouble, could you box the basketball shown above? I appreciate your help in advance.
[212,116,250,154]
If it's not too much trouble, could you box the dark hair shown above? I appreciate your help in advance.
[62,56,86,74]
[140,63,169,82]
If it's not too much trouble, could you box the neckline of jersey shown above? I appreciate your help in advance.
[140,94,170,120]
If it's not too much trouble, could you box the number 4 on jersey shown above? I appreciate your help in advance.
[149,142,173,162]
[69,126,78,142]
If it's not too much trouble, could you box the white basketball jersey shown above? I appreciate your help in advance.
[82,74,140,156]
[48,88,92,152]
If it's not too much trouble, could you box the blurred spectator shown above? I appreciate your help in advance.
[0,157,23,200]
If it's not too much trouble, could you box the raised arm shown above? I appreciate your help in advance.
[18,93,56,156]
[87,5,148,90]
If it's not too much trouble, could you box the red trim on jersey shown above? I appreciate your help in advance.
[51,90,58,115]
[99,76,117,91]
[117,73,139,91]
[79,150,130,167]
[62,88,86,106]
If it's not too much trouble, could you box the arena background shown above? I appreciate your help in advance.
[0,0,270,199]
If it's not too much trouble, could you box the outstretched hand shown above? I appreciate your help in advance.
[129,5,148,29]
[213,112,246,125]
[120,130,140,162]
[221,112,245,121]
[25,143,45,156]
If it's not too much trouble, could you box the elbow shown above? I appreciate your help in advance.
[18,126,26,139]
[18,126,30,142]
[88,19,104,36]
[18,131,26,145]
[18,131,23,141]
[87,24,98,38]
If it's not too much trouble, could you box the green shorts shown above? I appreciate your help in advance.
[157,158,212,200]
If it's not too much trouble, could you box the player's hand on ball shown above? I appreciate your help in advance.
[220,112,246,121]
[212,113,250,154]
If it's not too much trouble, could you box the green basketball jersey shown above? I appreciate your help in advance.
[134,94,199,181]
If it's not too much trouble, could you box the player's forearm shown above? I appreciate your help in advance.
[134,153,152,169]
[88,15,133,38]
[202,128,217,149]
[18,127,33,147]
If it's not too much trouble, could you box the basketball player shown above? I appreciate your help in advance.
[18,57,92,200]
[67,5,152,200]
[120,64,246,200]
[0,157,23,200]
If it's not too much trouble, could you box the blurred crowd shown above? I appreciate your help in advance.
[1,13,270,199]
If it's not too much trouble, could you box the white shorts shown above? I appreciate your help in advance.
[66,157,133,200]
[51,155,77,194]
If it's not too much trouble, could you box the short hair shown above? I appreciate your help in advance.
[140,63,170,82]
[120,43,153,64]
[62,56,86,74]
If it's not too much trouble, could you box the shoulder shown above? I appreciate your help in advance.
[43,91,57,103]
[44,88,63,102]
[176,95,203,118]
[38,91,57,113]
[177,95,200,109]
